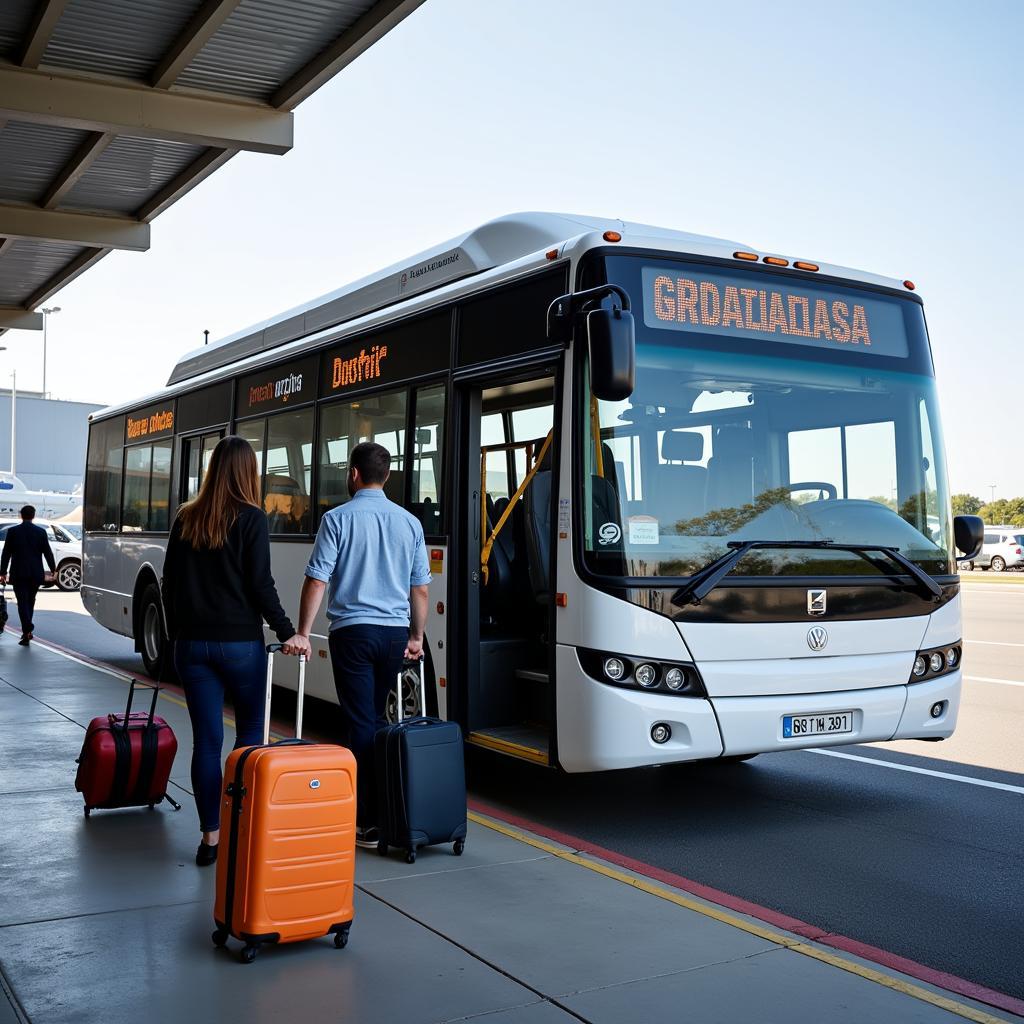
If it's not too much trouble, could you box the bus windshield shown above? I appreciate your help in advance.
[581,258,953,580]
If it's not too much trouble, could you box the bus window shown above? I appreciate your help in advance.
[317,388,407,517]
[237,418,265,475]
[411,385,446,535]
[511,404,553,488]
[481,413,508,500]
[182,431,223,503]
[264,409,313,534]
[84,416,124,532]
[150,441,172,531]
[121,447,151,531]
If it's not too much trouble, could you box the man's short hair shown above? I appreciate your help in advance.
[20,505,35,520]
[350,442,391,486]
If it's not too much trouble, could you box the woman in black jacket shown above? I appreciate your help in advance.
[162,435,300,866]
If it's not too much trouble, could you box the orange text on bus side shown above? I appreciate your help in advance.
[652,275,872,345]
[332,344,388,390]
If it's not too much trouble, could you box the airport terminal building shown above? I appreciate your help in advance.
[0,389,101,493]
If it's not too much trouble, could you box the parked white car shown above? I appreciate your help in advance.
[0,518,83,591]
[960,525,1024,572]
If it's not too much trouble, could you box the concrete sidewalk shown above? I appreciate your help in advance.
[0,639,1017,1024]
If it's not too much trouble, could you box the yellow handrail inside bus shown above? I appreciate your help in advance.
[480,429,554,585]
[590,395,605,478]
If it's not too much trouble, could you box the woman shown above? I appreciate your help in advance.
[162,435,299,866]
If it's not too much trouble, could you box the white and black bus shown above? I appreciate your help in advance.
[82,213,981,771]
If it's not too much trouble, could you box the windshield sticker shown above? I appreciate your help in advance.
[597,522,621,545]
[642,266,909,358]
[628,517,660,545]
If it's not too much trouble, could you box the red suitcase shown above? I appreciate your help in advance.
[75,681,181,817]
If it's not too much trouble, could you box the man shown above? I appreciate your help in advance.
[287,442,430,847]
[0,506,56,645]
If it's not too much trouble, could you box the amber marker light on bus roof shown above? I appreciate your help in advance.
[903,280,916,290]
[793,261,820,272]
[546,248,559,260]
[733,251,758,261]
[763,256,789,267]
[603,230,622,243]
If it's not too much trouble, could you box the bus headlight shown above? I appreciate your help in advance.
[913,656,927,677]
[664,667,686,691]
[603,657,625,681]
[908,643,961,682]
[635,663,658,688]
[929,652,944,673]
[945,647,958,668]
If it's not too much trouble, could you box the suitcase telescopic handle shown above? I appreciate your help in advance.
[264,644,307,744]
[121,680,160,728]
[396,657,426,723]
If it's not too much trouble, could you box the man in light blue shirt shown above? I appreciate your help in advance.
[290,441,430,846]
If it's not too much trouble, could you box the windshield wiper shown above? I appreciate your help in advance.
[671,539,944,607]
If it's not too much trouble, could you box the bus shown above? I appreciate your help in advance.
[81,212,982,772]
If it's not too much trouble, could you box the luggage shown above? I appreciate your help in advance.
[75,681,181,817]
[375,658,467,864]
[0,584,7,630]
[213,644,356,964]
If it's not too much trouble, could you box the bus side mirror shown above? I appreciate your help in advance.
[587,306,635,402]
[953,514,983,561]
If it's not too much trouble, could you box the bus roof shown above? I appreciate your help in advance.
[167,212,748,386]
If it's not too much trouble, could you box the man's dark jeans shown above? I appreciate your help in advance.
[13,582,40,635]
[328,624,408,828]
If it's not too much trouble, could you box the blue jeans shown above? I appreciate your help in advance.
[174,639,266,832]
[329,624,408,827]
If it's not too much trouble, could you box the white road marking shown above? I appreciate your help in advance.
[963,639,1024,648]
[964,674,1024,689]
[808,747,1024,794]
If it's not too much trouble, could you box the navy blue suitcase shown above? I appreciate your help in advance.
[375,659,467,863]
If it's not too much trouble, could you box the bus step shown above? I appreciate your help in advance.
[514,669,549,684]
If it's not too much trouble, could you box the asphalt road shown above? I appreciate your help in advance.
[18,584,1024,1002]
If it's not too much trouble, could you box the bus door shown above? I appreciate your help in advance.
[453,371,558,767]
[179,430,223,504]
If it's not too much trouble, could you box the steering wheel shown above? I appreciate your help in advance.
[787,481,838,500]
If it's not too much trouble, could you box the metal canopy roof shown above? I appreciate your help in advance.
[0,0,423,334]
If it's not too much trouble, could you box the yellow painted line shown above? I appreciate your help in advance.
[468,811,1012,1024]
[467,731,549,766]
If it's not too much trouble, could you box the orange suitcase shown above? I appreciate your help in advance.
[213,644,356,963]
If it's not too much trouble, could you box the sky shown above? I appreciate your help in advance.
[4,0,1021,499]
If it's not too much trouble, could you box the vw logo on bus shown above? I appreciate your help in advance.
[807,626,829,652]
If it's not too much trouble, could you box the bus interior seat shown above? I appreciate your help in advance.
[482,493,516,621]
[600,442,620,497]
[706,425,755,511]
[384,469,404,504]
[653,430,707,529]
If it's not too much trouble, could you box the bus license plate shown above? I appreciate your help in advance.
[782,711,853,739]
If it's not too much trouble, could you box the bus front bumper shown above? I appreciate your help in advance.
[555,646,961,772]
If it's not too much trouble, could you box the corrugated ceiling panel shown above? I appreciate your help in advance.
[0,0,35,62]
[62,136,205,215]
[41,0,203,81]
[0,122,89,204]
[0,241,88,306]
[175,0,374,100]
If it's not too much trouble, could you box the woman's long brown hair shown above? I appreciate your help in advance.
[177,435,261,549]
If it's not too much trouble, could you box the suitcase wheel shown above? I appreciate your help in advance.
[405,849,416,864]
[211,928,229,949]
[240,943,259,964]
[453,838,465,857]
[376,839,388,857]
[334,925,351,950]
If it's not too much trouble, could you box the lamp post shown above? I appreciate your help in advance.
[989,484,996,504]
[41,306,61,399]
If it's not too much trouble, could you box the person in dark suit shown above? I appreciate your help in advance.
[0,505,56,645]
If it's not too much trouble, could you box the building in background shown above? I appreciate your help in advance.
[0,390,102,492]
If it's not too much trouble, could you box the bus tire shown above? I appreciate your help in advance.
[138,582,171,680]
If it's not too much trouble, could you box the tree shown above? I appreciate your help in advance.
[951,493,983,516]
[979,498,1024,526]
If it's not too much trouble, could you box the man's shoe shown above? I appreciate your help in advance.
[196,841,218,866]
[17,634,29,646]
[355,826,380,850]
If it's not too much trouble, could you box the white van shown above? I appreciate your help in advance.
[961,525,1024,572]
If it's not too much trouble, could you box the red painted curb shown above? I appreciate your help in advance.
[469,798,1024,1019]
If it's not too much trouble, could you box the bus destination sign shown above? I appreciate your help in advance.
[237,355,318,417]
[326,343,389,393]
[126,404,174,442]
[641,266,909,358]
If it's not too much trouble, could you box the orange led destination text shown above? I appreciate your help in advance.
[248,370,304,408]
[332,344,388,390]
[126,409,174,440]
[653,275,872,345]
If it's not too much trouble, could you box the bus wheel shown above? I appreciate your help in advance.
[139,583,169,679]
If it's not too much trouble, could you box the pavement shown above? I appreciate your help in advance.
[1,618,1021,1023]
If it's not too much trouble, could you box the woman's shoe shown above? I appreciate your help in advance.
[196,841,218,866]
